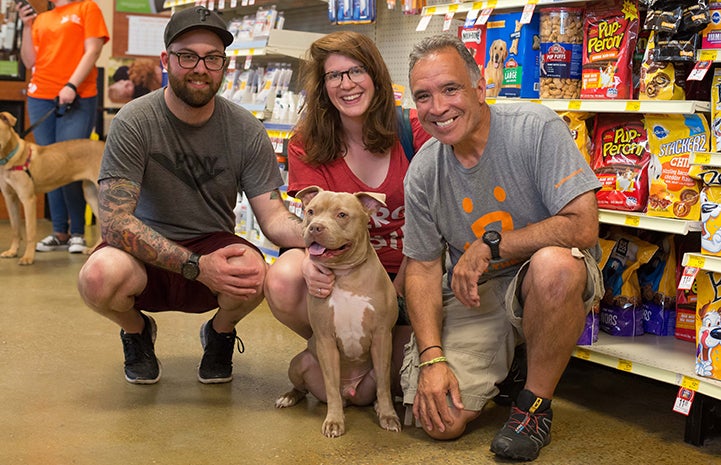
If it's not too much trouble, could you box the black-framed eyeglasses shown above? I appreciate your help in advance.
[323,66,368,87]
[169,51,228,71]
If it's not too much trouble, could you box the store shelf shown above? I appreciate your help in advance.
[265,29,325,59]
[690,151,721,166]
[575,333,721,400]
[421,0,582,16]
[488,98,711,114]
[682,253,721,273]
[599,209,701,235]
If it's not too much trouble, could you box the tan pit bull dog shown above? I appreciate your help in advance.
[0,111,104,265]
[275,186,402,438]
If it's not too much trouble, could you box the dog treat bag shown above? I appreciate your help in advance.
[695,271,721,380]
[646,113,708,220]
[591,114,650,212]
[559,111,594,165]
[581,0,640,99]
[637,234,677,336]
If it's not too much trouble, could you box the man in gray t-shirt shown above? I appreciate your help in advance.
[400,35,603,462]
[77,7,304,386]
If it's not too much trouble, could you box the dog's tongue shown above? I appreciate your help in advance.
[308,243,327,256]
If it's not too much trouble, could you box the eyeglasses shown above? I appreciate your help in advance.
[169,51,228,71]
[323,66,368,87]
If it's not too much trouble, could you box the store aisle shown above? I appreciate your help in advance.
[1,219,719,465]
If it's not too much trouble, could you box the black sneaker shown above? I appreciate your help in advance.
[120,313,161,384]
[198,318,244,384]
[494,343,527,406]
[490,389,553,461]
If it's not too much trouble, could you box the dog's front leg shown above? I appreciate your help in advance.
[0,185,21,260]
[371,328,401,432]
[18,192,39,265]
[314,335,345,438]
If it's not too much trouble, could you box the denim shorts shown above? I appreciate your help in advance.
[400,247,603,411]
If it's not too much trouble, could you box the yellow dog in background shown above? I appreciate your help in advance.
[0,111,104,265]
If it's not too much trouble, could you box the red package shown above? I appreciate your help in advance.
[591,114,650,212]
[581,0,640,99]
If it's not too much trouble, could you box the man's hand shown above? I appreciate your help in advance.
[451,239,490,307]
[413,363,464,433]
[197,244,265,299]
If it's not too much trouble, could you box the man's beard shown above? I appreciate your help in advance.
[168,72,221,108]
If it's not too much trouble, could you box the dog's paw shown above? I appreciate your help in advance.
[0,250,18,259]
[321,417,345,438]
[275,388,306,408]
[378,412,402,432]
[18,256,34,265]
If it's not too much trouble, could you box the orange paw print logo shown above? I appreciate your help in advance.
[463,185,513,250]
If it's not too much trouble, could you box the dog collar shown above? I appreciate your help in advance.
[0,143,19,166]
[8,146,31,176]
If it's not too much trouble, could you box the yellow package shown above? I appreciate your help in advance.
[646,114,707,220]
[694,271,721,381]
[712,68,721,152]
[700,186,721,256]
[558,111,593,165]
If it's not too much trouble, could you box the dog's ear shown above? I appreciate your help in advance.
[0,112,17,128]
[296,185,323,207]
[355,192,386,215]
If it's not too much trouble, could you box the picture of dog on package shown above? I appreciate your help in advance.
[484,39,507,97]
[701,188,721,254]
[696,303,721,378]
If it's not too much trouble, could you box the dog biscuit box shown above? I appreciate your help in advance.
[484,12,540,98]
[695,270,721,380]
[459,24,487,77]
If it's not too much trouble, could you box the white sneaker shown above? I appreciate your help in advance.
[68,236,87,254]
[36,235,69,252]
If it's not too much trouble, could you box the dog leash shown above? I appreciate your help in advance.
[19,97,74,138]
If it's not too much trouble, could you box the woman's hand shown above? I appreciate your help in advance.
[301,253,334,298]
[17,3,37,26]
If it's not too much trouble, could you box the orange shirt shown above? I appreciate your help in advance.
[28,0,109,99]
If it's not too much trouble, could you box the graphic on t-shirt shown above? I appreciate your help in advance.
[151,151,226,188]
[462,186,514,251]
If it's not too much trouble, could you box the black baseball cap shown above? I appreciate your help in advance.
[164,6,234,48]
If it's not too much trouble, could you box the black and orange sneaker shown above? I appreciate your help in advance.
[490,389,553,461]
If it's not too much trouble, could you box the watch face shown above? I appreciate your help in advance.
[182,263,199,280]
[484,230,501,243]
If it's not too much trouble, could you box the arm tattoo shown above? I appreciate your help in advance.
[99,178,188,272]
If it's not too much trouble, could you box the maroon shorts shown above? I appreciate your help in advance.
[96,232,262,314]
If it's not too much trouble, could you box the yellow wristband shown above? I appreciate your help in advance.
[418,356,448,368]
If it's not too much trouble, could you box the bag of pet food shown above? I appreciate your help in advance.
[578,237,615,345]
[637,234,677,335]
[694,270,721,380]
[591,114,650,212]
[581,0,640,99]
[599,233,658,336]
[646,113,708,220]
[559,111,594,165]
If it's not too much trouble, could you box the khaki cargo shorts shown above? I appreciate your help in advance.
[400,247,603,412]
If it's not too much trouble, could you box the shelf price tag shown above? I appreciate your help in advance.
[520,3,536,24]
[623,215,640,227]
[625,101,641,112]
[680,375,701,391]
[617,359,633,372]
[477,8,494,25]
[568,100,581,110]
[688,61,712,81]
[465,8,480,27]
[416,14,433,32]
[699,49,718,62]
[678,266,699,290]
[574,348,591,360]
[443,12,455,31]
[673,386,695,416]
[692,152,712,164]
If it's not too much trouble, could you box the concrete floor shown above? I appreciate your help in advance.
[1,219,720,465]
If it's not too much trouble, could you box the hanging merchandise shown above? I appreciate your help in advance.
[327,0,377,24]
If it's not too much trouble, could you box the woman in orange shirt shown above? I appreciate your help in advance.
[18,0,109,253]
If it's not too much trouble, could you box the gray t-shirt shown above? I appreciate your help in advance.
[100,89,283,240]
[403,102,601,283]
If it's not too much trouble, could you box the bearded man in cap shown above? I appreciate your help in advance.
[78,6,304,385]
